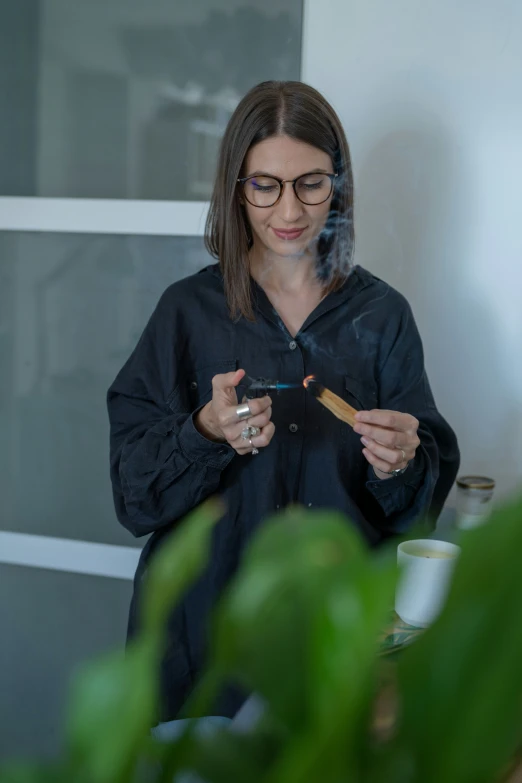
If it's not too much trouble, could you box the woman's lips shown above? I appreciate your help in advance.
[272,227,306,240]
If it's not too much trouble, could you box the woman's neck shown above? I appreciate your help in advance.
[249,247,326,337]
[249,247,321,297]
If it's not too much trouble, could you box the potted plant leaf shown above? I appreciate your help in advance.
[1,496,521,783]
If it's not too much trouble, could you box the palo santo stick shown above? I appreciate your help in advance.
[303,376,358,428]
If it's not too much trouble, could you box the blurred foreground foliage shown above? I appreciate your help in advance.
[2,496,522,783]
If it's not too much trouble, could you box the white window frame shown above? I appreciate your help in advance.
[0,198,209,236]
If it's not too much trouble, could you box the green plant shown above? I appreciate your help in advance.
[2,497,522,783]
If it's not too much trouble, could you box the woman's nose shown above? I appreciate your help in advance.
[276,183,305,223]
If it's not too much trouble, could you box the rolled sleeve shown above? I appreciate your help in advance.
[366,449,426,518]
[178,412,236,471]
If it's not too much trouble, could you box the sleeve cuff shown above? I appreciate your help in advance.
[365,450,426,515]
[178,411,236,470]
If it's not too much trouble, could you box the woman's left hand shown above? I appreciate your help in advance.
[353,409,420,478]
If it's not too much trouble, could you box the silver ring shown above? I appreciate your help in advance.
[241,425,260,440]
[235,403,252,421]
[249,438,259,455]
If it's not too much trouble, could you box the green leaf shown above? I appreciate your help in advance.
[211,507,396,782]
[65,638,157,783]
[10,496,522,783]
[184,727,281,783]
[396,496,522,783]
[213,510,361,724]
[63,500,221,783]
[265,554,396,782]
[0,765,64,783]
[142,499,223,635]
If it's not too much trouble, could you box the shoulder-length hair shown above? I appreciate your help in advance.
[205,80,354,321]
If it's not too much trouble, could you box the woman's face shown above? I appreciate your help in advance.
[241,135,334,260]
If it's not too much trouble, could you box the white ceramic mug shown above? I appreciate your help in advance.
[395,539,461,627]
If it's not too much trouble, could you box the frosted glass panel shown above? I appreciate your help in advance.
[0,0,302,199]
[0,231,210,544]
[0,563,132,759]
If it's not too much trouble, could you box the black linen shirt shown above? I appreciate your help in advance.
[107,263,459,720]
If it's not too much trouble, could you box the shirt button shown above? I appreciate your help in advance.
[289,340,297,350]
[190,381,198,390]
[289,423,299,433]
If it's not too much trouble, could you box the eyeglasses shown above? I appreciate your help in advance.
[237,171,338,208]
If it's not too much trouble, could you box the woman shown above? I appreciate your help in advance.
[107,80,459,723]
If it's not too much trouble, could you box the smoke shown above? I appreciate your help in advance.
[298,330,347,362]
[315,206,355,282]
[314,167,355,281]
[297,286,390,362]
[251,207,355,295]
[349,287,390,340]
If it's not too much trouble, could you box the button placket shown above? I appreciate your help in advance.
[273,329,304,500]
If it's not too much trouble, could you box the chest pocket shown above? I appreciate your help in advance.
[188,359,238,409]
[344,374,378,412]
[167,360,237,414]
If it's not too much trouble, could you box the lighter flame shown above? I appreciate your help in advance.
[303,375,315,388]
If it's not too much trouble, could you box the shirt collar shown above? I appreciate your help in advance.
[203,263,375,334]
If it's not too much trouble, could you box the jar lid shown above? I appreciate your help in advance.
[456,475,495,490]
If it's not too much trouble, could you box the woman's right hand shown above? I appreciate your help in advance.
[195,369,275,455]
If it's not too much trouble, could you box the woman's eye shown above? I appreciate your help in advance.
[253,183,276,192]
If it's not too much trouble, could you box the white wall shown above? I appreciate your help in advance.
[303,0,522,501]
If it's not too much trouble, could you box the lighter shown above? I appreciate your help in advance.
[245,376,299,399]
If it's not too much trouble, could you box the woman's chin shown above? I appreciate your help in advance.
[265,237,310,259]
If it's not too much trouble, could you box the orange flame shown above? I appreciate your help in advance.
[303,375,315,388]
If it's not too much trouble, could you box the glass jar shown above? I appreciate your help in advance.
[455,475,496,530]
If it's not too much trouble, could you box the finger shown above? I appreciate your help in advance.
[226,409,272,445]
[211,370,246,411]
[232,421,275,453]
[242,408,272,431]
[360,437,413,467]
[362,447,408,475]
[251,421,275,448]
[354,409,418,433]
[242,396,272,416]
[218,396,272,429]
[235,444,253,455]
[212,369,246,394]
[353,422,404,449]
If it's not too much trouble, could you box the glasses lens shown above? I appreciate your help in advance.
[295,173,333,205]
[243,176,281,207]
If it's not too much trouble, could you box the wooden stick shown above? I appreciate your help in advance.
[303,376,358,428]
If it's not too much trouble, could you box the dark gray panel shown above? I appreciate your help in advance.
[0,0,303,199]
[0,1,40,196]
[0,232,209,545]
[0,563,133,760]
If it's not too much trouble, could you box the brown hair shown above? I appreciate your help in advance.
[205,80,354,321]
